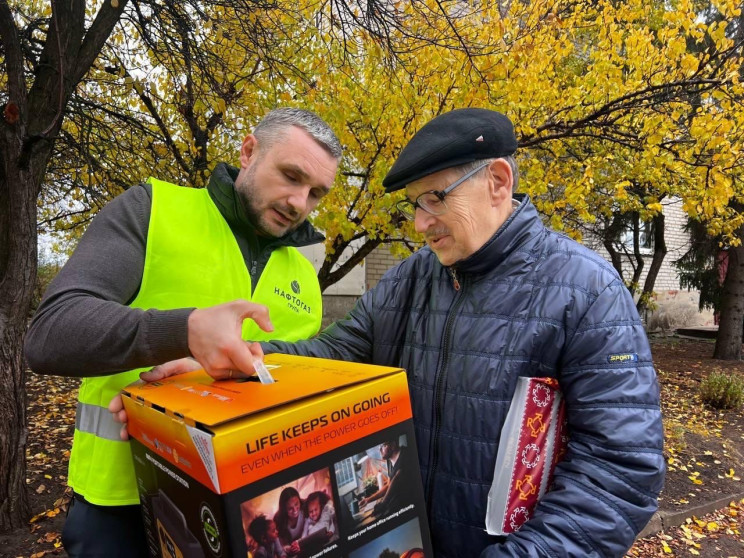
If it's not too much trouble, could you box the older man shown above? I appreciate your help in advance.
[25,107,342,556]
[123,108,664,557]
[258,108,664,557]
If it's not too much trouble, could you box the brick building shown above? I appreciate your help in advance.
[582,197,714,331]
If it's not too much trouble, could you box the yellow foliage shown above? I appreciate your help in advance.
[27,0,744,276]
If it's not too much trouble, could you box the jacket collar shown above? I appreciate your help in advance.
[207,163,325,249]
[451,194,542,276]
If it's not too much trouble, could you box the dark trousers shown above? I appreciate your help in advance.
[62,494,149,557]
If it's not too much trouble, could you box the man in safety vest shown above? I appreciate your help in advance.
[24,108,342,556]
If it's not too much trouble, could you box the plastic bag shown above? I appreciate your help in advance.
[485,377,567,535]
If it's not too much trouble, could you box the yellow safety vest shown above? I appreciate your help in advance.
[68,178,322,505]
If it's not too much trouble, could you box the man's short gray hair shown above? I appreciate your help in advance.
[253,108,342,160]
[456,155,520,193]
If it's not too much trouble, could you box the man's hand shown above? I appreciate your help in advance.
[107,347,267,440]
[108,393,129,440]
[108,358,203,440]
[145,356,204,382]
[108,300,272,440]
[188,299,273,379]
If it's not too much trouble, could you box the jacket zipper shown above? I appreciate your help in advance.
[451,268,461,291]
[425,271,467,518]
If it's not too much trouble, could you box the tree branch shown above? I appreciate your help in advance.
[0,0,27,110]
[319,236,382,291]
[71,0,129,86]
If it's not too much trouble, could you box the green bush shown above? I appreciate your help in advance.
[699,371,744,410]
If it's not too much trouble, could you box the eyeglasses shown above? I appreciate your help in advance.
[395,162,491,221]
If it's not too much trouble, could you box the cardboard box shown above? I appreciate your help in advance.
[122,354,433,558]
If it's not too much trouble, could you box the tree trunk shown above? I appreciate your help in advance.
[0,299,33,531]
[627,212,645,294]
[0,0,127,531]
[0,132,41,531]
[603,215,624,279]
[637,213,667,313]
[714,241,744,360]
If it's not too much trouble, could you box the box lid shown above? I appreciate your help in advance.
[122,353,404,428]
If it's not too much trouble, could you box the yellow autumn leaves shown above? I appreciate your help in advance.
[32,0,744,268]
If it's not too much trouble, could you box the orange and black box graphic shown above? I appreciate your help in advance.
[122,354,433,558]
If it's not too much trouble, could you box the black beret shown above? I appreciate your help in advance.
[383,108,517,192]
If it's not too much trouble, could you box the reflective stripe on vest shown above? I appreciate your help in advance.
[75,401,123,441]
[68,178,323,505]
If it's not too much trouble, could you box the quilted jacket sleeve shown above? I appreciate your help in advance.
[482,279,665,558]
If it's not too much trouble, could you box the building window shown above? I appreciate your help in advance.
[618,220,654,254]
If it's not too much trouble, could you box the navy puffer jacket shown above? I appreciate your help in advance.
[264,196,665,557]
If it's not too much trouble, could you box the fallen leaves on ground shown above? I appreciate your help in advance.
[6,339,744,557]
[4,374,80,557]
[653,339,744,510]
[627,499,744,557]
